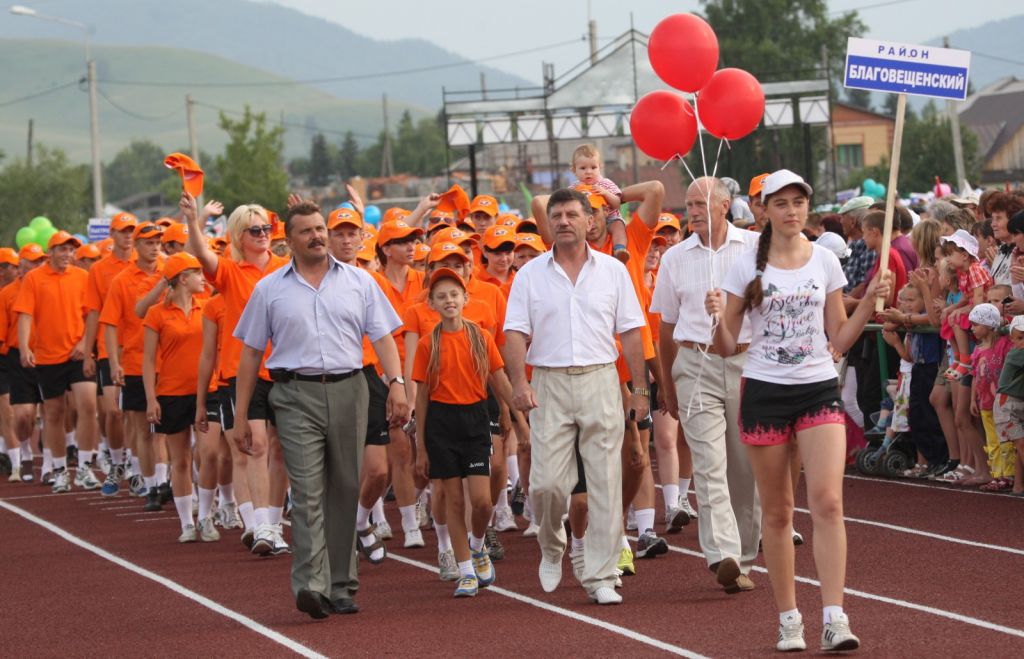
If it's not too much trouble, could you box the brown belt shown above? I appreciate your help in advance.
[678,341,750,356]
[535,363,612,376]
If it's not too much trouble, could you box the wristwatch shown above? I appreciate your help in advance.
[388,376,406,387]
[633,386,651,398]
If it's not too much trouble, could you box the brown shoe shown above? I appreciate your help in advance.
[716,557,741,592]
[734,573,755,592]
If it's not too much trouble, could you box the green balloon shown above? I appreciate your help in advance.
[37,226,58,252]
[15,226,37,249]
[29,216,53,232]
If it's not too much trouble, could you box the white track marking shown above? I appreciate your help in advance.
[389,552,708,658]
[0,500,327,659]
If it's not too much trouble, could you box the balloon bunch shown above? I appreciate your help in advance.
[630,14,766,163]
[15,216,58,252]
[861,178,886,200]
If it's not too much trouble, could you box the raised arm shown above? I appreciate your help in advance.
[135,278,168,318]
[182,192,219,277]
[530,195,554,246]
[620,180,665,230]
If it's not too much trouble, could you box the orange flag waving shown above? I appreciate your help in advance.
[436,184,471,219]
[164,152,205,197]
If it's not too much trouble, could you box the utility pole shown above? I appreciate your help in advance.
[27,119,33,168]
[480,72,487,100]
[821,44,835,201]
[587,0,598,65]
[186,95,202,206]
[381,94,394,178]
[87,59,104,218]
[543,62,560,189]
[944,36,967,190]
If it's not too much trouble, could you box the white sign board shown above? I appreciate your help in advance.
[87,217,110,242]
[844,37,971,101]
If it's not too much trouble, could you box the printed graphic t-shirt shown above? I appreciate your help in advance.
[722,243,848,385]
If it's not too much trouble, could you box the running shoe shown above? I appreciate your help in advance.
[51,469,71,494]
[241,528,254,550]
[617,547,636,576]
[590,586,622,605]
[157,481,172,505]
[198,517,221,542]
[144,488,162,512]
[438,549,459,581]
[453,575,478,598]
[570,546,586,583]
[777,620,806,652]
[511,485,525,516]
[98,450,113,476]
[678,494,698,519]
[129,474,147,497]
[522,522,539,537]
[0,453,11,476]
[41,471,54,486]
[415,496,431,529]
[471,549,495,587]
[219,502,243,529]
[66,445,79,468]
[101,465,122,497]
[178,524,198,543]
[74,465,101,491]
[821,613,860,652]
[403,528,425,549]
[635,530,668,559]
[8,464,21,482]
[665,505,691,533]
[374,519,393,541]
[20,460,34,483]
[484,527,505,561]
[251,524,275,555]
[493,505,517,532]
[270,524,291,555]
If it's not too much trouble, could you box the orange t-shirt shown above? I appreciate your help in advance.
[0,279,22,354]
[403,298,499,342]
[476,268,515,300]
[13,263,89,365]
[202,294,227,389]
[84,252,133,359]
[465,276,508,346]
[207,253,288,381]
[374,267,425,363]
[412,323,504,405]
[614,333,657,384]
[98,263,164,376]
[144,298,206,396]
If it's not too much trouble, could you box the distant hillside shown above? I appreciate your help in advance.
[0,0,534,108]
[933,15,1024,92]
[0,40,429,164]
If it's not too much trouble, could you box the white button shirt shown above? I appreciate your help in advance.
[650,222,758,344]
[504,246,646,367]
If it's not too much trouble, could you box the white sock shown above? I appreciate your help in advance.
[144,475,157,489]
[678,478,691,495]
[197,487,215,520]
[372,497,385,523]
[635,507,655,534]
[52,456,66,471]
[238,501,255,530]
[414,486,426,501]
[65,431,77,448]
[524,495,533,520]
[468,533,484,552]
[457,559,475,579]
[20,440,33,460]
[7,448,20,465]
[267,506,283,525]
[130,455,141,474]
[113,447,125,465]
[99,438,108,453]
[173,495,194,529]
[571,535,585,552]
[621,535,631,550]
[780,609,802,625]
[399,504,417,531]
[662,484,679,512]
[154,462,168,484]
[254,507,269,527]
[79,450,94,468]
[496,488,508,510]
[507,457,520,489]
[823,606,844,624]
[218,484,235,506]
[356,503,372,531]
[435,523,452,552]
[42,448,53,473]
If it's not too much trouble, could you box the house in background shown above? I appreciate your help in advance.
[830,102,895,183]
[959,77,1024,185]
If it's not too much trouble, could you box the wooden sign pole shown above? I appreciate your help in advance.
[875,93,907,312]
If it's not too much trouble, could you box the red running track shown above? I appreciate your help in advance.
[2,467,1023,657]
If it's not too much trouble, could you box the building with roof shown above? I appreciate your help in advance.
[830,102,895,183]
[959,77,1024,184]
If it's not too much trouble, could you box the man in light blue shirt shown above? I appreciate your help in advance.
[233,201,408,619]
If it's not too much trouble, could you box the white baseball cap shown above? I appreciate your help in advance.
[968,303,1002,329]
[761,169,813,202]
[838,196,874,215]
[940,229,980,261]
[816,232,851,260]
[1009,315,1024,334]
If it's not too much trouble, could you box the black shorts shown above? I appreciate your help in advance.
[739,377,844,446]
[217,386,234,430]
[571,434,587,495]
[97,358,115,392]
[120,375,148,412]
[36,359,89,400]
[364,366,390,446]
[0,355,9,396]
[223,378,275,430]
[6,349,41,405]
[154,394,196,435]
[486,387,501,436]
[424,401,492,480]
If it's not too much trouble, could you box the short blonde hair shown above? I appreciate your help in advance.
[226,204,270,263]
[571,144,601,167]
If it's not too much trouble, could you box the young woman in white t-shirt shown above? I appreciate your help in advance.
[704,170,890,653]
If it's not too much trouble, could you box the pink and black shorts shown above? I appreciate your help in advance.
[739,377,844,446]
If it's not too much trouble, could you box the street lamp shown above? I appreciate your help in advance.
[10,4,104,219]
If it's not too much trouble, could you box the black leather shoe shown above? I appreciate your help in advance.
[296,589,330,619]
[329,597,359,615]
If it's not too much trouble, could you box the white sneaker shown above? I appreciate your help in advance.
[590,586,622,605]
[415,496,431,529]
[625,506,637,531]
[438,549,459,581]
[777,620,806,651]
[375,519,393,540]
[51,469,71,494]
[678,494,698,519]
[74,466,101,490]
[569,546,585,583]
[8,466,21,483]
[198,517,221,542]
[522,522,539,537]
[403,528,425,548]
[219,502,243,529]
[493,505,517,532]
[664,505,691,533]
[270,524,290,555]
[178,524,198,543]
[538,558,562,592]
[250,523,275,555]
[821,613,859,652]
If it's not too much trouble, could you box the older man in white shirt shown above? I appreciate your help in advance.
[505,187,649,605]
[650,177,762,594]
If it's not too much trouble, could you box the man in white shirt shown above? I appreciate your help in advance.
[650,177,762,594]
[504,188,648,605]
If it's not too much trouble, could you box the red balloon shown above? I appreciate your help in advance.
[648,14,719,93]
[696,68,765,140]
[629,90,697,162]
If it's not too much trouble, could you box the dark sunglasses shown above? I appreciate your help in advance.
[245,224,274,237]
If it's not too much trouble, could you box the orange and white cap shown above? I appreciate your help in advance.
[19,243,46,261]
[0,247,20,266]
[656,213,681,233]
[514,233,547,253]
[483,226,516,251]
[377,220,424,246]
[428,266,466,291]
[468,195,499,217]
[413,242,432,262]
[328,208,363,230]
[110,212,139,232]
[163,252,202,281]
[75,244,101,260]
[428,241,471,265]
[48,230,82,250]
[161,223,189,244]
[431,226,479,247]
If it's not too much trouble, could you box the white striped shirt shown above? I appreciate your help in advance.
[650,223,758,344]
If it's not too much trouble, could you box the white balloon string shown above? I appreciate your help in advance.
[660,153,683,171]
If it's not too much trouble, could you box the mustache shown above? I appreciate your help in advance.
[308,240,325,248]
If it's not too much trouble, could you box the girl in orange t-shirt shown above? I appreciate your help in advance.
[412,268,516,599]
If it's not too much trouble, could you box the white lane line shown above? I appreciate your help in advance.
[0,500,327,659]
[793,506,1024,556]
[844,474,1022,498]
[388,553,707,658]
[0,492,64,501]
[631,535,1024,640]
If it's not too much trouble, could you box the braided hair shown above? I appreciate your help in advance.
[742,222,772,311]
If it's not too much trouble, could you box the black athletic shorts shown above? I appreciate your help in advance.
[364,366,390,446]
[6,349,41,405]
[36,359,89,400]
[223,377,275,430]
[486,387,501,436]
[154,394,196,435]
[120,375,148,412]
[97,358,115,392]
[424,400,492,480]
[217,386,234,430]
[739,377,844,446]
[0,355,9,396]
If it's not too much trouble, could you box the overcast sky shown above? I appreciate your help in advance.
[269,0,1016,83]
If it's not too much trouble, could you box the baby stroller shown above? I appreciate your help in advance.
[855,411,917,478]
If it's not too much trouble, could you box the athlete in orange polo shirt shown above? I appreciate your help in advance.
[478,226,516,298]
[0,248,21,480]
[14,232,99,493]
[83,211,137,494]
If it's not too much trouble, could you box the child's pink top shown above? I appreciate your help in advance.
[972,335,1011,411]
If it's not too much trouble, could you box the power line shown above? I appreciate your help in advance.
[830,0,921,14]
[96,87,184,121]
[0,80,80,109]
[97,38,584,89]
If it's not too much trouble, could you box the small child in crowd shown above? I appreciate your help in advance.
[941,230,993,380]
[994,315,1024,495]
[570,144,627,262]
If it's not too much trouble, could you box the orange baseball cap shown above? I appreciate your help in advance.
[496,213,520,228]
[356,239,377,262]
[162,223,189,244]
[413,242,432,262]
[163,252,202,281]
[0,247,20,266]
[133,222,163,241]
[437,184,471,219]
[651,235,668,247]
[428,241,471,265]
[382,207,411,225]
[328,208,363,230]
[362,224,378,240]
[164,152,204,197]
[483,226,516,251]
[455,216,476,232]
[574,184,607,209]
[514,233,547,253]
[19,243,46,261]
[748,173,771,198]
[270,222,285,241]
[209,236,228,255]
[110,212,139,232]
[75,244,101,260]
[428,266,466,291]
[48,230,82,250]
[656,213,682,233]
[155,217,176,228]
[98,238,114,254]
[468,195,499,217]
[377,220,423,246]
[431,226,479,247]
[515,218,539,234]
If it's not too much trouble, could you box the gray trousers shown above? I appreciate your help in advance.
[268,373,367,601]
